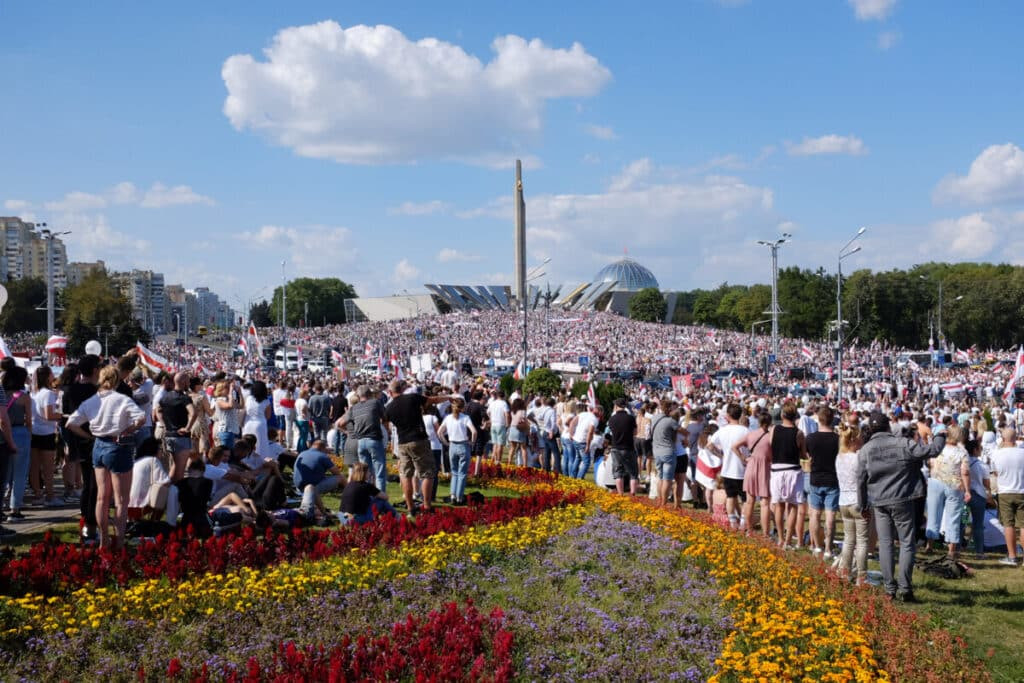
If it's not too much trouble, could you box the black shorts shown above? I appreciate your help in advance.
[723,476,746,500]
[675,455,689,478]
[31,433,57,450]
[609,448,638,480]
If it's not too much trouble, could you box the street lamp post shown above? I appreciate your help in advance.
[836,227,866,404]
[919,276,963,353]
[756,233,791,361]
[37,225,71,341]
[281,260,287,349]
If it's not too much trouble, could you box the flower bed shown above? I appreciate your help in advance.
[0,488,578,597]
[156,601,514,683]
[490,467,987,683]
[0,463,989,681]
[5,511,729,681]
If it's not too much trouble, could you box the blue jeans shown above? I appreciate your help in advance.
[358,438,387,492]
[926,477,965,544]
[4,426,31,510]
[299,475,342,516]
[574,441,591,479]
[216,431,237,448]
[352,497,398,524]
[967,493,987,554]
[449,442,471,502]
[541,436,559,473]
[561,438,576,477]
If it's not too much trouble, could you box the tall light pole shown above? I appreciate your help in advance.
[919,276,961,352]
[38,225,71,340]
[756,233,791,361]
[837,227,866,404]
[281,260,287,347]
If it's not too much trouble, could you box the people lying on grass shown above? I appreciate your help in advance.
[204,444,257,502]
[339,462,398,524]
[208,491,260,522]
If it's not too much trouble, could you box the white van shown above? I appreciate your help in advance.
[274,349,299,370]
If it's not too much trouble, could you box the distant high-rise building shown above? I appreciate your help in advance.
[0,217,68,287]
[66,260,106,286]
[111,269,169,335]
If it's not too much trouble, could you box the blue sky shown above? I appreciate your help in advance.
[2,0,1023,307]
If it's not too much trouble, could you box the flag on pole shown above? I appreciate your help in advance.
[587,381,597,410]
[801,345,814,361]
[907,358,921,372]
[247,322,264,359]
[377,350,384,378]
[513,360,524,380]
[364,341,373,359]
[991,362,1004,374]
[1002,346,1024,402]
[331,349,344,366]
[136,341,173,374]
[954,349,970,363]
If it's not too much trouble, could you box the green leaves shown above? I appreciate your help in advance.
[627,287,666,323]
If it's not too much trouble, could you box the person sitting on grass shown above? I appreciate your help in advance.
[294,439,344,520]
[339,462,397,524]
[175,458,213,538]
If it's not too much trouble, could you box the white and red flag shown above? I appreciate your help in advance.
[136,341,173,374]
[801,346,814,361]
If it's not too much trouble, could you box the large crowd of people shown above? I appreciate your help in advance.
[1,310,1022,607]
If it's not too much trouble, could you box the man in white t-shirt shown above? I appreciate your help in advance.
[571,405,601,479]
[990,428,1024,566]
[708,403,750,529]
[487,390,511,463]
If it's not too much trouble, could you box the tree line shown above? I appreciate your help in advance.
[654,262,1024,349]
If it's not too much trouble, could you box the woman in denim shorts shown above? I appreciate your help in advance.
[66,366,146,549]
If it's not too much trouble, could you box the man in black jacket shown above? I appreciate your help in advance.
[857,411,945,602]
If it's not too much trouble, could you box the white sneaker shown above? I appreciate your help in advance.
[812,547,823,556]
[823,551,833,561]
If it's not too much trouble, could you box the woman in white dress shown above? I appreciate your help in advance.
[242,381,272,459]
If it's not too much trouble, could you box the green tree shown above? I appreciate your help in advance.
[62,270,149,357]
[628,287,667,323]
[499,372,522,398]
[270,278,358,327]
[522,367,562,397]
[249,299,273,327]
[0,278,47,334]
[570,380,626,419]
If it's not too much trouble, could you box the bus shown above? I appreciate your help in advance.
[196,326,209,338]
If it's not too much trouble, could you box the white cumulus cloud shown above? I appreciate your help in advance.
[3,199,31,212]
[786,134,867,157]
[930,213,998,259]
[437,247,480,263]
[933,143,1024,205]
[392,258,421,286]
[584,124,617,140]
[387,200,450,216]
[44,182,213,212]
[221,21,611,166]
[460,158,775,284]
[237,224,358,275]
[848,0,897,21]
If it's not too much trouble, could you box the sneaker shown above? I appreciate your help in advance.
[45,497,64,508]
[6,511,25,522]
[998,556,1019,566]
[812,547,823,557]
[895,592,919,604]
[823,551,834,561]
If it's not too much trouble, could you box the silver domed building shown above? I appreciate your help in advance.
[594,258,660,291]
